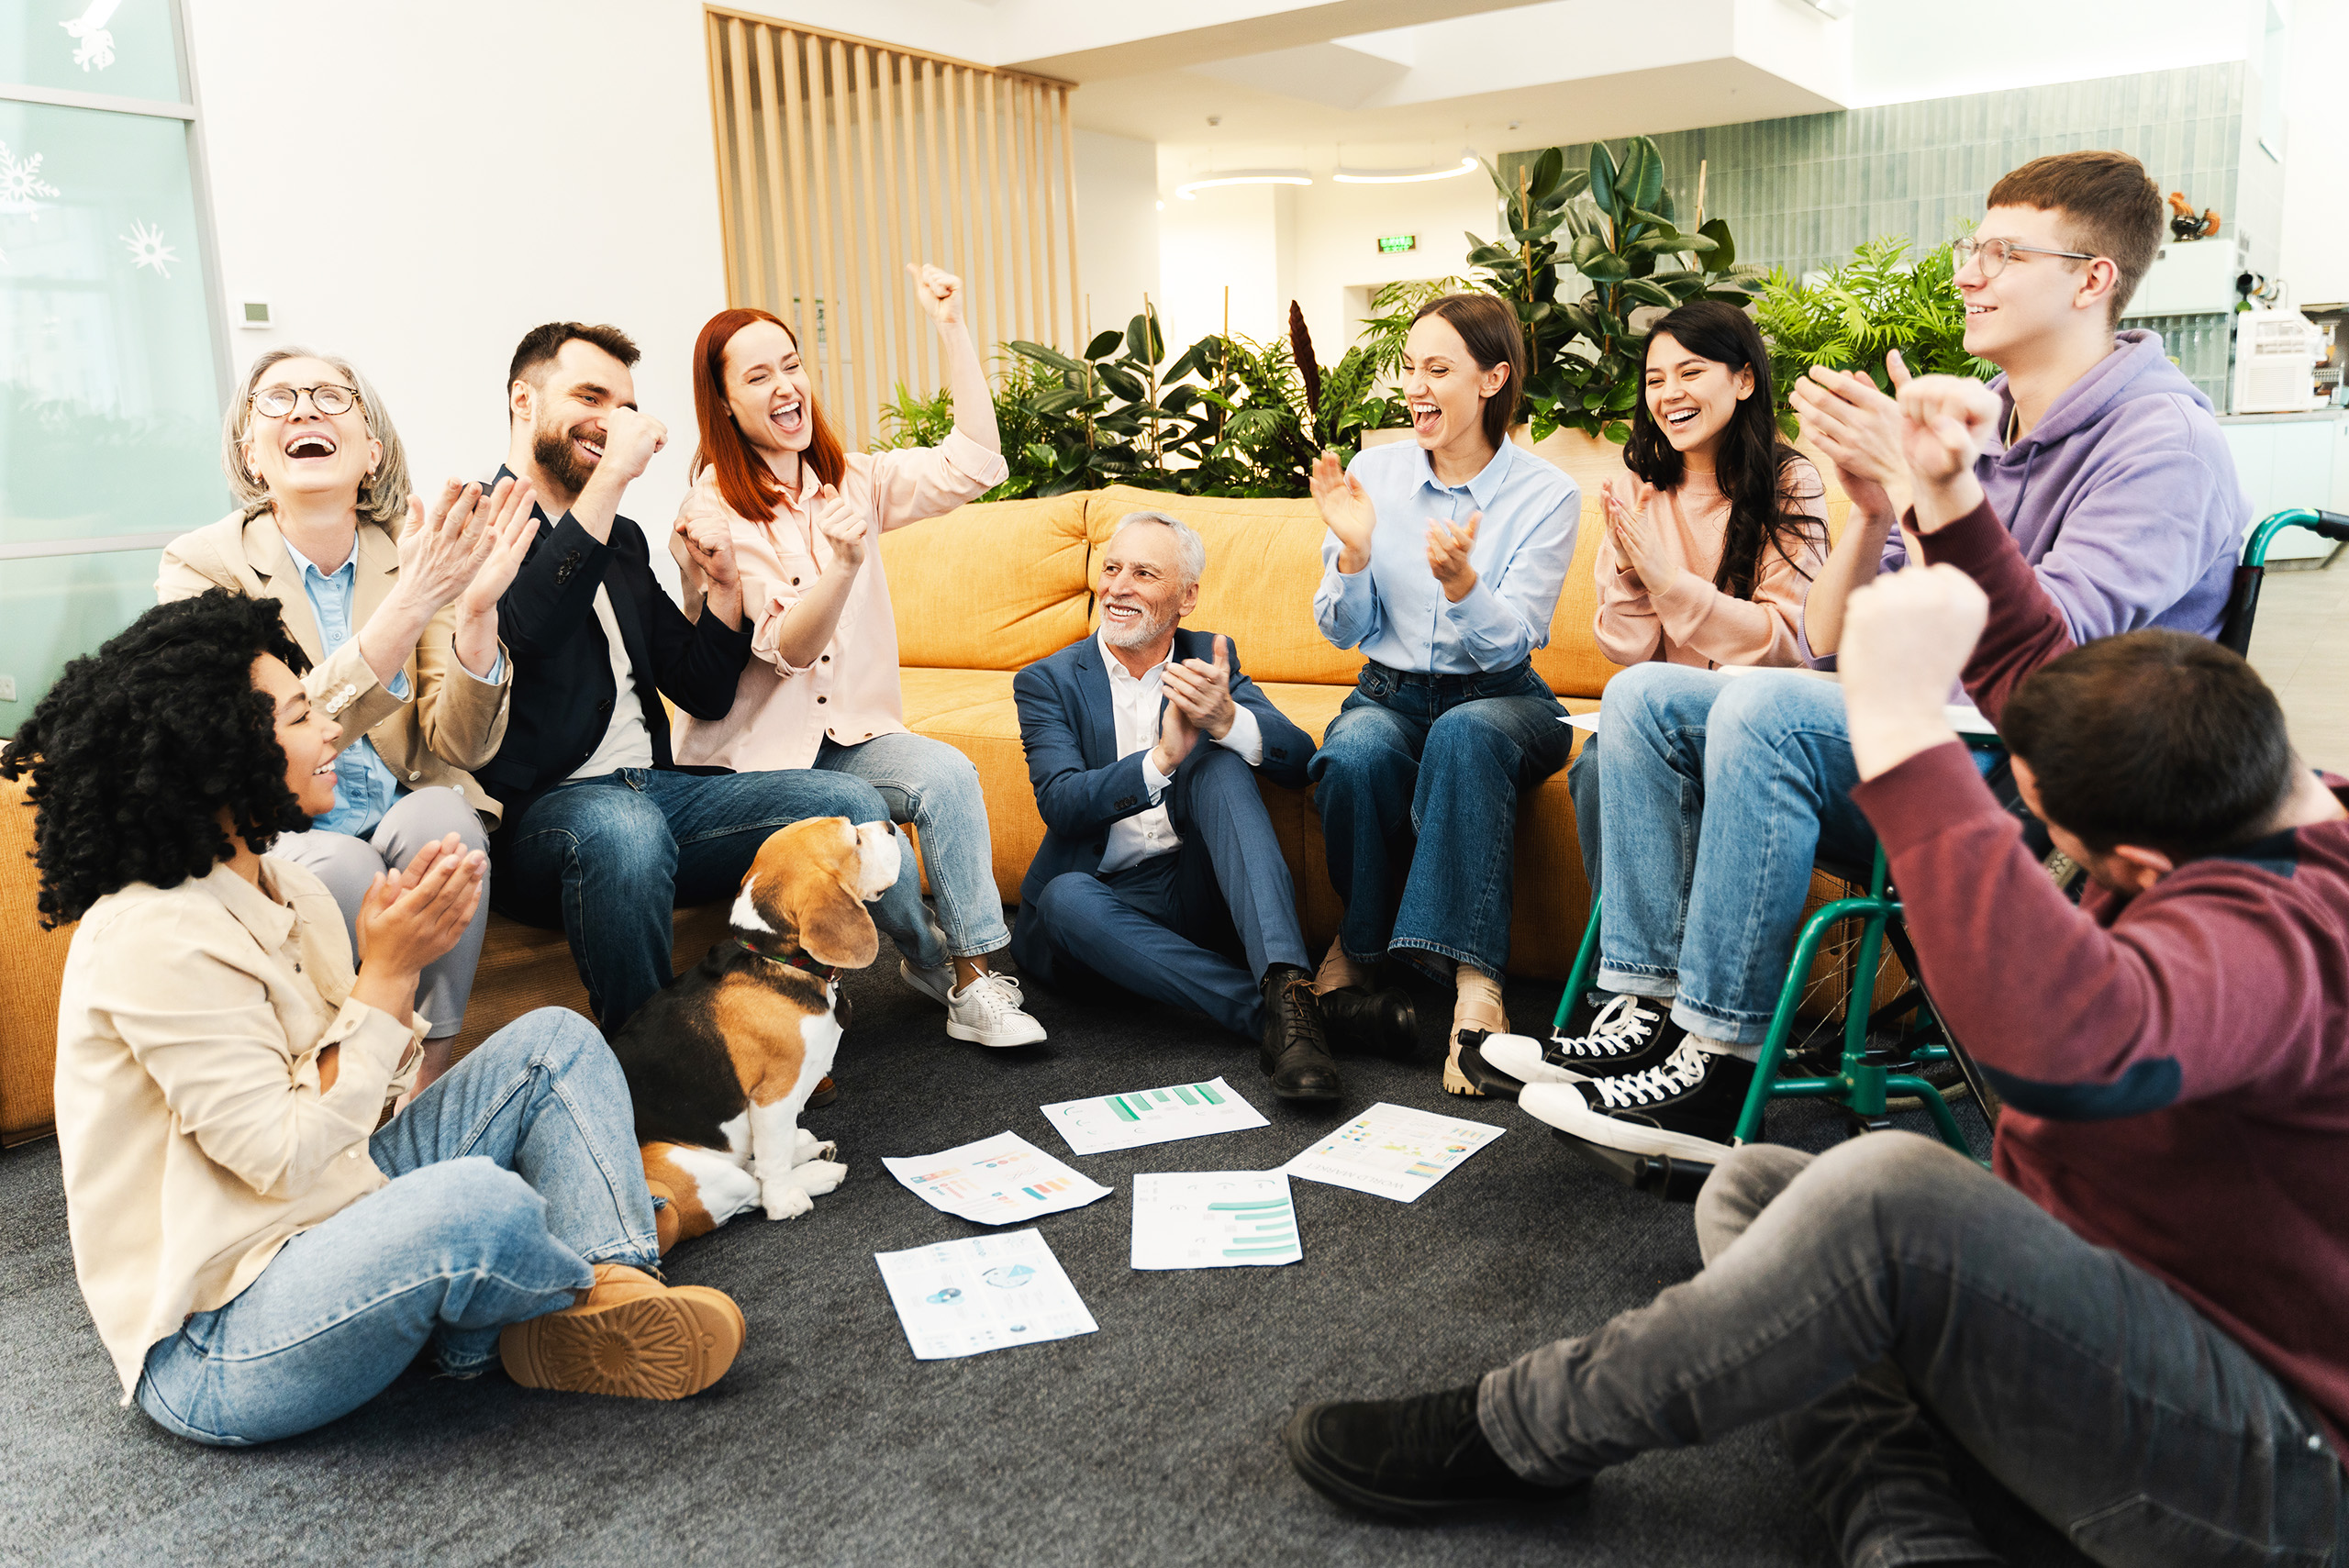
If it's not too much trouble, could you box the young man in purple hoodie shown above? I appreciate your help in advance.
[1283,390,2347,1561]
[1491,150,2250,1157]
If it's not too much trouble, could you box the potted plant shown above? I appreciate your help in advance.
[1466,139,1765,450]
[1753,235,1996,438]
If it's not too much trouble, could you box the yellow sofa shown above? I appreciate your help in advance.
[2,473,1876,1146]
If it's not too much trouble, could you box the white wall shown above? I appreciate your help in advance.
[188,0,727,576]
[2278,0,2349,306]
[1846,0,2257,106]
[1072,130,1163,347]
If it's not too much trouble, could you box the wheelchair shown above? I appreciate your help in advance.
[1472,506,2349,1200]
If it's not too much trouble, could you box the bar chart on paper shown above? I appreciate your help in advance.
[880,1130,1113,1226]
[1281,1102,1504,1202]
[1130,1171,1302,1269]
[1041,1076,1271,1156]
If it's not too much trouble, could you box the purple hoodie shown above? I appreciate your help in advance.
[1867,328,2247,643]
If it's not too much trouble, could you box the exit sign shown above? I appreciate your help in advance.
[1377,234,1417,254]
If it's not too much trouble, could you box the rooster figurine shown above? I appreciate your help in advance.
[2168,191,2221,241]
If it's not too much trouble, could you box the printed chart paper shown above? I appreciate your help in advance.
[881,1130,1113,1227]
[1041,1076,1271,1156]
[1281,1102,1504,1202]
[874,1229,1098,1360]
[1130,1171,1301,1270]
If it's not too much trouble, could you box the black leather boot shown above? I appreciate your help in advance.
[1315,985,1419,1060]
[1260,963,1342,1102]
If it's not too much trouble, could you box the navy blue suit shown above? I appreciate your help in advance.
[1011,628,1315,1039]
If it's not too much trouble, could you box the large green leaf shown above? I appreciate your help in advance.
[1698,217,1736,272]
[1620,278,1678,307]
[1569,232,1609,270]
[1097,363,1146,401]
[1126,311,1165,364]
[1626,137,1665,216]
[1530,146,1564,206]
[1014,340,1085,374]
[1578,252,1631,282]
[1085,329,1125,360]
[1588,140,1619,219]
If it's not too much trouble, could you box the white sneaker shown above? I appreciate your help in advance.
[944,971,1048,1048]
[900,958,955,1007]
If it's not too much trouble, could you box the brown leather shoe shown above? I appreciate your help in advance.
[1260,964,1342,1102]
[498,1263,743,1400]
[807,1075,838,1108]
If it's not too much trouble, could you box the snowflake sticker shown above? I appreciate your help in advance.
[61,0,124,72]
[121,220,177,278]
[0,142,62,216]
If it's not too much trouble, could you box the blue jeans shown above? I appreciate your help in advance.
[1595,665,1876,1049]
[1013,743,1309,1039]
[492,765,936,1031]
[816,730,1008,960]
[1308,660,1571,980]
[1480,1135,2347,1568]
[133,1009,656,1447]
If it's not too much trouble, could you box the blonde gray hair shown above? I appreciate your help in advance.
[221,346,412,528]
[1108,509,1207,586]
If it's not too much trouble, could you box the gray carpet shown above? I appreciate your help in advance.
[0,947,2094,1568]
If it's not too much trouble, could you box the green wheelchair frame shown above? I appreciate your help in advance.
[1546,506,2349,1192]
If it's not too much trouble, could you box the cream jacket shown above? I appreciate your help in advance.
[160,510,514,823]
[54,859,426,1399]
[671,429,1008,772]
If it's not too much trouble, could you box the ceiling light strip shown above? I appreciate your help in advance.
[1174,169,1313,199]
[1332,154,1480,185]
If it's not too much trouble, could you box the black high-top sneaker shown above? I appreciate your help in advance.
[1519,1040,1755,1163]
[1284,1384,1584,1520]
[1477,993,1684,1086]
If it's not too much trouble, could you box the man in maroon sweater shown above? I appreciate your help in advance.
[1281,374,2349,1566]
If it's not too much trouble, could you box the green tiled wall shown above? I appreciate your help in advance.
[1502,64,2253,284]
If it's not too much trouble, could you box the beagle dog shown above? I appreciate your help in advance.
[612,816,899,1240]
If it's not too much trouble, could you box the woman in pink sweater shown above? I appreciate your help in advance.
[1571,302,1830,891]
[670,264,1045,1050]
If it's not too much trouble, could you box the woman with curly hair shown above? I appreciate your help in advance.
[161,347,537,1090]
[5,591,743,1443]
[669,263,1047,1049]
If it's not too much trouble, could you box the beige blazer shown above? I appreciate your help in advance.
[54,859,425,1398]
[160,509,514,823]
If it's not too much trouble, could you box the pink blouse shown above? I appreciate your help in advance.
[671,428,1008,772]
[1592,457,1830,671]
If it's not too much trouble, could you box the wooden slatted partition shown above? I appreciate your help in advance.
[705,9,1083,451]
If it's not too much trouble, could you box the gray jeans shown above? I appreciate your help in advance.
[274,787,492,1040]
[1478,1134,2346,1567]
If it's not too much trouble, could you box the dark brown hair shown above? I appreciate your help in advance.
[1411,294,1525,451]
[1625,301,1822,600]
[690,307,846,520]
[2000,630,2295,859]
[507,321,641,413]
[1985,150,2165,326]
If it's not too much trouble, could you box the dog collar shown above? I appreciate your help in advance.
[736,939,840,984]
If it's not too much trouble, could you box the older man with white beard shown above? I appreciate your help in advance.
[1010,511,1419,1100]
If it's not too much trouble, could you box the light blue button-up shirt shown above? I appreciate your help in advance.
[282,538,410,837]
[1312,438,1580,675]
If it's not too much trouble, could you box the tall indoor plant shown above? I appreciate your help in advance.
[1753,235,1997,437]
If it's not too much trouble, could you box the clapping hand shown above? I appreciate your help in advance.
[811,483,868,570]
[1895,373,2001,529]
[1309,451,1377,573]
[1840,564,1989,781]
[1602,476,1676,592]
[1788,350,1912,523]
[355,833,485,978]
[398,480,506,614]
[1426,513,1479,603]
[1150,683,1199,777]
[906,261,964,328]
[454,475,540,618]
[1162,634,1236,740]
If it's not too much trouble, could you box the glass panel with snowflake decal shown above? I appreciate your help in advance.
[0,0,185,105]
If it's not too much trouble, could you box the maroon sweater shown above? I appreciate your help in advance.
[1849,499,2349,1451]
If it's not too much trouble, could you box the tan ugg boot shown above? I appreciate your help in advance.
[1446,969,1508,1096]
[499,1263,743,1400]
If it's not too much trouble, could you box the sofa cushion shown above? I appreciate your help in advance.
[882,492,1091,672]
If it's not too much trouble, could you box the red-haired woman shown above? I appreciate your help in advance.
[671,264,1042,1048]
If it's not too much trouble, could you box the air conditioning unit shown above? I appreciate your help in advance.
[2232,310,2327,414]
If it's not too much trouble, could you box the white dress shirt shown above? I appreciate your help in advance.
[1097,630,1264,875]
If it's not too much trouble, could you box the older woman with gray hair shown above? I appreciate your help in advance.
[159,348,537,1087]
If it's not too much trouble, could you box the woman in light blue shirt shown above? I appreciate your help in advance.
[1308,294,1580,1095]
[160,348,535,1091]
